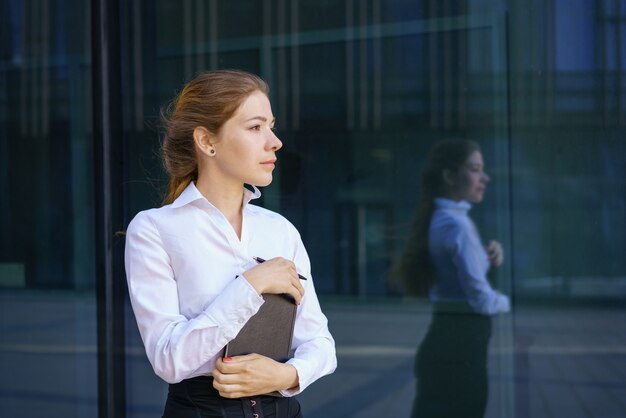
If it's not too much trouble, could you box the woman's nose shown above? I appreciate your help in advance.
[267,130,283,151]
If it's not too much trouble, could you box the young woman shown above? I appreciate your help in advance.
[124,69,336,418]
[394,139,510,418]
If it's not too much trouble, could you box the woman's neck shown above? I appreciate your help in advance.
[195,175,245,237]
[439,191,463,202]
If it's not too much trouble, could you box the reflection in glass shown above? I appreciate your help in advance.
[394,139,510,417]
[0,1,96,417]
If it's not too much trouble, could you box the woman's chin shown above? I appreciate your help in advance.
[469,194,485,204]
[250,176,273,188]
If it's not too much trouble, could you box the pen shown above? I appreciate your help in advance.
[252,256,308,280]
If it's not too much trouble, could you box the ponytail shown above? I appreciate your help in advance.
[162,174,196,205]
[392,196,436,296]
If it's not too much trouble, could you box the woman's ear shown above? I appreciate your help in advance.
[442,169,456,187]
[193,126,216,157]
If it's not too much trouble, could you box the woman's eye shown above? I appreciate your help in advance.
[250,125,261,131]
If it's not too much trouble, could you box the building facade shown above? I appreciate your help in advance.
[1,1,625,417]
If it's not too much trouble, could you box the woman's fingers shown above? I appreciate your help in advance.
[212,375,245,398]
[288,282,304,305]
[212,354,289,397]
[243,257,306,302]
[486,240,504,267]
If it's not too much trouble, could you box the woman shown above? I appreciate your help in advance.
[394,139,509,418]
[124,69,336,418]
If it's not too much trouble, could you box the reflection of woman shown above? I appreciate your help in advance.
[124,70,336,418]
[394,139,510,418]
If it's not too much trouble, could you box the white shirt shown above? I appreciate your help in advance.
[428,198,510,315]
[124,182,337,396]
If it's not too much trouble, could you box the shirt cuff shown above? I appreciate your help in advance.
[278,358,310,397]
[200,277,265,342]
[498,293,511,313]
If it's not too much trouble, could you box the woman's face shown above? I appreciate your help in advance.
[444,150,490,203]
[211,90,283,187]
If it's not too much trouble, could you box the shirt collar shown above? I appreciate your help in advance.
[434,197,472,212]
[171,181,262,209]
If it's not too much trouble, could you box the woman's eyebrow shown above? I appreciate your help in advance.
[244,116,276,125]
[245,116,266,122]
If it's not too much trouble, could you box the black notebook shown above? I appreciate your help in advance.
[224,293,297,363]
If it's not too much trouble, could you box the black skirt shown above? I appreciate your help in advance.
[162,376,303,418]
[411,312,492,418]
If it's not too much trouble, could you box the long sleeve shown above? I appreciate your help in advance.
[279,230,337,396]
[124,182,336,390]
[125,212,265,384]
[449,222,510,315]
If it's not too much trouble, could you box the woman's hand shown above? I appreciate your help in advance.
[242,257,305,304]
[212,354,299,398]
[486,240,504,267]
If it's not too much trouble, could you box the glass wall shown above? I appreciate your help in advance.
[2,1,625,417]
[0,0,97,417]
[123,1,626,417]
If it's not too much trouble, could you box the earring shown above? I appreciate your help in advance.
[210,149,215,155]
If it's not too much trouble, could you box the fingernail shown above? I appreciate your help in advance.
[223,357,232,362]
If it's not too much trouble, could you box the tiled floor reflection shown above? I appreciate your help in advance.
[1,292,625,418]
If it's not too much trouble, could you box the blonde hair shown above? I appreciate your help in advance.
[160,69,269,205]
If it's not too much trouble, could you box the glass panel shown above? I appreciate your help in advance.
[123,2,626,418]
[0,1,96,417]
